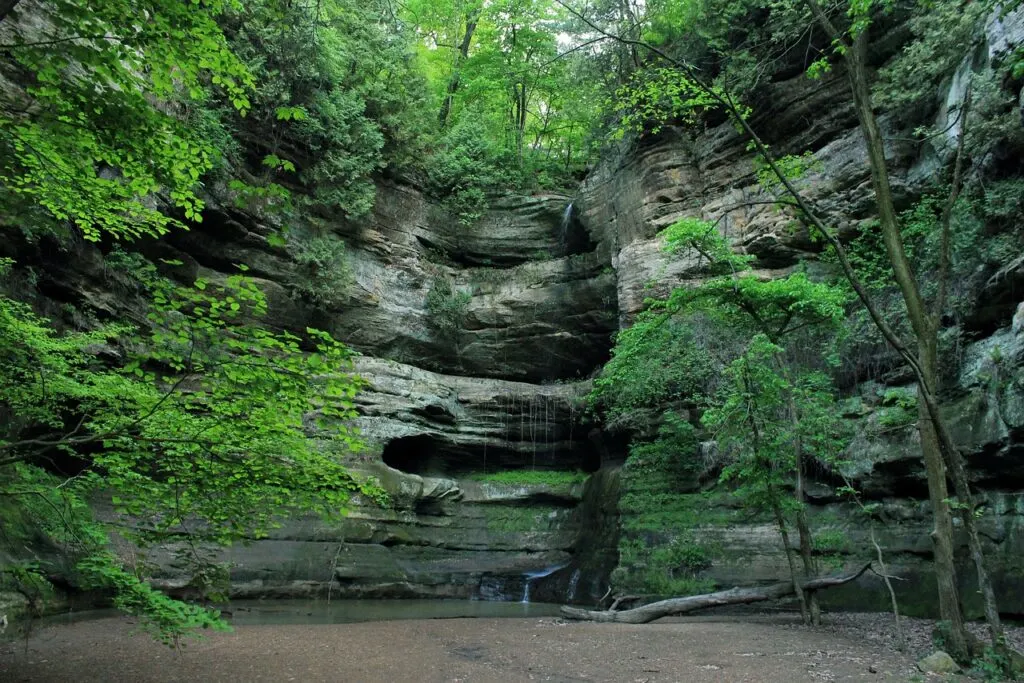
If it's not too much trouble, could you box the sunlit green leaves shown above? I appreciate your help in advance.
[614,67,720,138]
[0,258,377,641]
[0,0,254,240]
[588,313,716,431]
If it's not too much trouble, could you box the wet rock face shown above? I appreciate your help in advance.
[320,185,616,382]
[145,467,610,604]
[349,357,595,475]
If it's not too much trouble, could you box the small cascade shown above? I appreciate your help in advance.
[520,563,567,604]
[558,202,574,247]
[566,568,581,602]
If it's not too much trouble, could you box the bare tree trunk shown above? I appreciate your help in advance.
[773,502,810,624]
[870,525,906,652]
[616,0,641,69]
[438,10,480,128]
[786,389,821,625]
[794,497,821,624]
[801,1,988,660]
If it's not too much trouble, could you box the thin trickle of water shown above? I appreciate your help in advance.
[520,563,567,604]
[544,396,549,460]
[567,568,581,602]
[559,202,573,246]
[531,396,537,469]
[568,401,574,445]
[520,392,525,443]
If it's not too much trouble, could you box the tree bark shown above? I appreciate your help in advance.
[786,388,821,625]
[438,10,480,128]
[773,502,810,624]
[561,563,872,624]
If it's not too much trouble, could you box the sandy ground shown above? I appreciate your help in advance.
[0,611,967,683]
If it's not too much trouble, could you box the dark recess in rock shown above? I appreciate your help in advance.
[381,432,589,477]
[381,435,440,475]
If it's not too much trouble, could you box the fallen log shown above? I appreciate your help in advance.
[560,562,872,624]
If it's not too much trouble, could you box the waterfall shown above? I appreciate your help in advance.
[558,202,573,248]
[520,563,567,604]
[566,568,581,602]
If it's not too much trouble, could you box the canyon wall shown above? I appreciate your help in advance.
[3,6,1024,617]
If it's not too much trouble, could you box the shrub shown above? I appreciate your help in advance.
[288,235,353,308]
[425,276,472,340]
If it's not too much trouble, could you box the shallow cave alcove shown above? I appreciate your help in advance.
[381,434,444,476]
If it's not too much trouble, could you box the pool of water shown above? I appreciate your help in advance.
[225,599,563,626]
[18,599,564,634]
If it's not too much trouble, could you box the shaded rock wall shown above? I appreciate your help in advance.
[158,183,616,383]
[118,185,616,602]
[349,357,594,473]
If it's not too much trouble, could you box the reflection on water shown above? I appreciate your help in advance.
[226,599,563,626]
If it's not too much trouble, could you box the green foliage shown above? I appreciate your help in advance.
[876,0,996,117]
[467,470,587,487]
[589,315,716,431]
[405,0,601,209]
[969,646,1017,682]
[880,387,917,411]
[613,67,722,137]
[755,151,821,195]
[661,217,753,271]
[666,272,847,341]
[812,528,849,553]
[640,221,846,391]
[613,535,716,597]
[223,0,433,219]
[427,113,515,224]
[620,415,701,486]
[425,275,472,340]
[287,234,353,308]
[601,216,848,596]
[661,219,847,341]
[705,335,850,514]
[875,388,918,430]
[0,258,380,641]
[833,177,1024,377]
[0,0,253,240]
[1,463,227,647]
[614,417,725,596]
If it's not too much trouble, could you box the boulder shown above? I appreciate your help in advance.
[917,651,960,674]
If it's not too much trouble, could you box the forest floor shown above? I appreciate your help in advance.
[1,610,1020,682]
